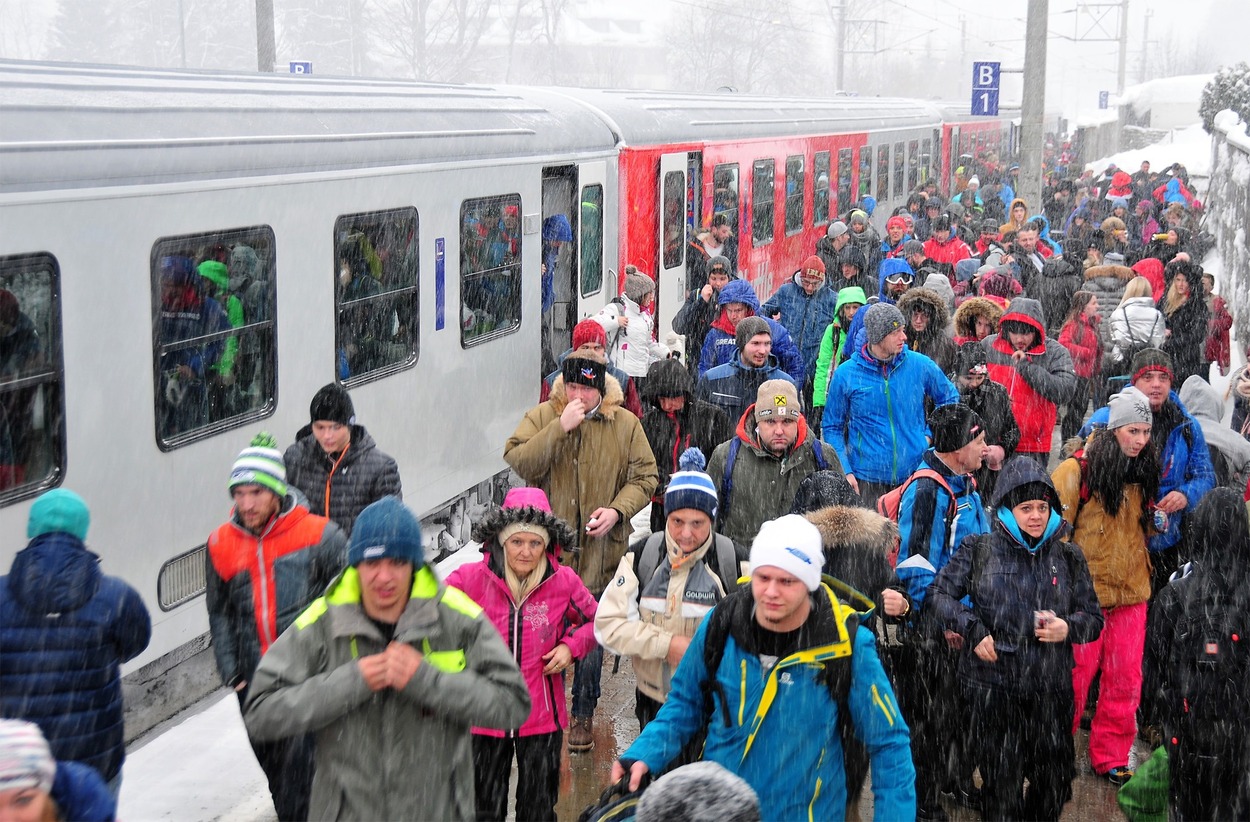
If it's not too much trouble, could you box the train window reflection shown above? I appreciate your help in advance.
[921,138,932,185]
[876,145,889,202]
[151,228,277,450]
[908,140,920,191]
[661,172,685,270]
[784,155,805,235]
[813,151,831,226]
[460,194,522,347]
[893,141,905,198]
[751,159,774,247]
[858,145,872,200]
[334,208,419,385]
[0,254,64,504]
[838,149,854,216]
[712,164,740,239]
[580,185,604,297]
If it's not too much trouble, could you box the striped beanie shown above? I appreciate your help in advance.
[228,431,288,498]
[664,448,718,520]
[0,719,55,794]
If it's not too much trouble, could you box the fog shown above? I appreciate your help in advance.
[1,0,1244,120]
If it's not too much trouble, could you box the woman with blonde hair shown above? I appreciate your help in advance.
[1103,276,1165,401]
[1158,260,1209,384]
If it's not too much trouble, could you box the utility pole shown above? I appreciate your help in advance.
[256,0,275,72]
[1138,9,1151,83]
[959,15,968,99]
[1019,0,1048,214]
[1116,0,1129,94]
[836,1,846,91]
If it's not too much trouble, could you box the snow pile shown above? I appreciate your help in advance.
[1086,123,1214,178]
[1215,109,1250,153]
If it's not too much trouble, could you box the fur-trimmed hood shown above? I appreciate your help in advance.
[953,296,1004,340]
[804,504,898,559]
[897,287,950,333]
[471,503,580,561]
[1084,263,1135,283]
[547,372,625,418]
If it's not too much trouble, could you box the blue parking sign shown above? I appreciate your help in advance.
[289,62,312,74]
[972,89,1000,117]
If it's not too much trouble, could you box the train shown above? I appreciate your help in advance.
[0,59,1018,729]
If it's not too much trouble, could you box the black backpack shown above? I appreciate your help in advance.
[1169,575,1250,723]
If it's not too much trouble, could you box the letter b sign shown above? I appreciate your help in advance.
[972,62,1000,90]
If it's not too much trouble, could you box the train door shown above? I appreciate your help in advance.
[541,166,578,372]
[656,152,687,342]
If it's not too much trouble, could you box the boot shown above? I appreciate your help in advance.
[568,716,594,753]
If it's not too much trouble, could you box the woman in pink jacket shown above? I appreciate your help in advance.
[445,487,598,822]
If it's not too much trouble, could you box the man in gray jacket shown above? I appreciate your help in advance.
[244,497,529,822]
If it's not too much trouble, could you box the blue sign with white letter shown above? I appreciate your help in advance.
[289,62,311,74]
[1099,91,1109,110]
[971,62,1001,116]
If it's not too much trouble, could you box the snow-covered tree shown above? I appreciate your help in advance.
[1201,62,1250,134]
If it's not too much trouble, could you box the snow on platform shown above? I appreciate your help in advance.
[1087,122,1213,179]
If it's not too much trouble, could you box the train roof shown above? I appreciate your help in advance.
[0,60,619,193]
[931,100,1022,124]
[546,88,944,146]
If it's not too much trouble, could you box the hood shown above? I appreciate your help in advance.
[790,471,858,513]
[1179,374,1223,422]
[541,214,573,242]
[923,272,955,300]
[1040,256,1076,280]
[228,245,262,290]
[999,297,1047,338]
[471,503,579,562]
[953,297,1003,338]
[1132,258,1164,282]
[954,257,981,283]
[197,260,229,291]
[1030,213,1053,243]
[804,505,898,559]
[6,533,101,614]
[877,258,915,298]
[990,456,1061,511]
[1009,197,1028,215]
[838,245,868,275]
[897,287,950,330]
[833,286,867,318]
[642,357,694,403]
[1083,263,1135,283]
[1188,488,1250,574]
[717,279,760,310]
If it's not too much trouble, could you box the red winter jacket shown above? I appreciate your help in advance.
[1206,294,1232,372]
[1058,315,1102,379]
[923,235,972,268]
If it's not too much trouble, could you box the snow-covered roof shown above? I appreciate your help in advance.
[1086,122,1213,178]
[1119,74,1213,112]
[1074,108,1118,128]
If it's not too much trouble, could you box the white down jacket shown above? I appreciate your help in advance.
[1108,297,1166,363]
[594,295,670,378]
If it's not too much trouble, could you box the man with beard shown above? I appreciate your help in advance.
[697,318,795,426]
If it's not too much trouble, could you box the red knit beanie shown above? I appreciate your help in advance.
[572,318,607,350]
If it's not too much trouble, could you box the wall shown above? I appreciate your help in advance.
[1207,110,1250,349]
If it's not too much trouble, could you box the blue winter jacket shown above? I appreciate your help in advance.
[761,274,838,377]
[698,279,805,383]
[896,449,990,612]
[840,258,916,360]
[822,345,960,486]
[696,355,795,425]
[52,760,115,822]
[1080,391,1215,551]
[0,534,152,781]
[928,458,1104,695]
[622,584,916,822]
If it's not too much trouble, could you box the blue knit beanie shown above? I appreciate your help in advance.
[664,448,718,520]
[27,489,90,542]
[348,497,423,568]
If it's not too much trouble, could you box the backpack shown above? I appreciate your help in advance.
[1115,306,1159,369]
[876,468,960,567]
[577,774,650,822]
[602,297,628,359]
[632,531,745,596]
[1168,575,1250,724]
[717,436,828,528]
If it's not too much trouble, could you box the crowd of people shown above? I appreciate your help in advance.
[2,154,1248,822]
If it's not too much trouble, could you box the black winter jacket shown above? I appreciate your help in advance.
[1026,257,1083,337]
[284,424,402,535]
[640,359,732,498]
[958,379,1020,503]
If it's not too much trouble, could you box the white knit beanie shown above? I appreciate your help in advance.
[749,515,824,591]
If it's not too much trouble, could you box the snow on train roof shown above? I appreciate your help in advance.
[0,61,619,193]
[542,88,945,145]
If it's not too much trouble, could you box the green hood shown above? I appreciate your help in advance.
[834,286,867,324]
[197,260,229,290]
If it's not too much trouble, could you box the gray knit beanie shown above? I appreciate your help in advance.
[735,316,771,350]
[864,303,906,346]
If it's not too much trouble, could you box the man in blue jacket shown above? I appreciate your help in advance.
[894,405,992,819]
[823,303,960,506]
[762,255,839,415]
[696,318,795,426]
[0,489,151,798]
[1079,348,1215,592]
[610,514,915,822]
[697,279,805,384]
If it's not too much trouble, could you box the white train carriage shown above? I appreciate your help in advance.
[0,60,621,729]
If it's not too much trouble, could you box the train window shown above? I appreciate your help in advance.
[0,254,64,504]
[949,128,961,192]
[751,159,775,247]
[876,146,889,202]
[932,129,941,181]
[893,142,905,198]
[580,185,604,297]
[712,164,740,239]
[813,151,831,226]
[858,145,872,200]
[837,149,854,216]
[334,208,419,384]
[151,228,277,450]
[460,194,522,347]
[784,155,804,235]
[921,138,932,185]
[908,140,920,192]
[662,172,685,270]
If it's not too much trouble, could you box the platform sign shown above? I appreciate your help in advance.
[289,62,312,74]
[1099,91,1110,110]
[971,61,1000,116]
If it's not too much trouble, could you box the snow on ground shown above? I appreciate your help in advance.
[1087,122,1213,179]
[119,691,274,822]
